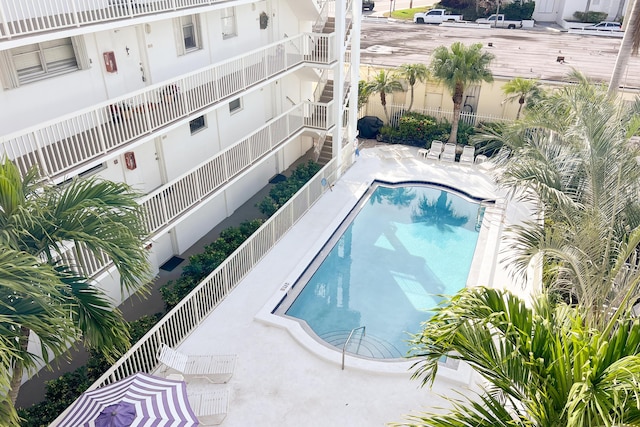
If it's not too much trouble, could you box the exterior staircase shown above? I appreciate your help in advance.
[319,329,404,359]
[317,135,333,165]
[315,79,334,166]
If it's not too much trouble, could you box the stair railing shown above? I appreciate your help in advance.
[314,132,328,161]
[342,326,366,370]
[312,0,331,33]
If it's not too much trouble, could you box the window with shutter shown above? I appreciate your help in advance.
[221,8,237,38]
[15,38,78,84]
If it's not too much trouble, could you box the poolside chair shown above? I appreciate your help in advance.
[426,141,444,160]
[189,390,230,426]
[440,143,457,163]
[156,343,237,384]
[459,145,475,165]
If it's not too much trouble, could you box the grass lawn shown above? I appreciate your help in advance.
[389,6,431,20]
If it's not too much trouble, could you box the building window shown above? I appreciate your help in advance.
[174,14,202,56]
[221,8,237,38]
[189,115,206,134]
[229,98,242,114]
[0,36,89,89]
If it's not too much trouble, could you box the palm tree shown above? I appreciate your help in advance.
[0,248,76,424]
[609,0,640,93]
[0,158,152,408]
[430,42,494,144]
[501,77,541,120]
[399,287,640,426]
[491,71,640,327]
[365,69,404,124]
[396,63,430,112]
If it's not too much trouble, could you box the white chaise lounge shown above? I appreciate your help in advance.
[440,143,457,163]
[157,343,237,383]
[426,141,444,160]
[459,145,476,165]
[189,390,230,426]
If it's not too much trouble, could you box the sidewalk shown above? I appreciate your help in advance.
[16,149,315,408]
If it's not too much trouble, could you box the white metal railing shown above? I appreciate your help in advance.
[57,151,350,396]
[0,0,273,40]
[0,33,337,181]
[53,101,335,278]
[141,101,332,235]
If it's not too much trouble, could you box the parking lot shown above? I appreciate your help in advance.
[360,19,640,90]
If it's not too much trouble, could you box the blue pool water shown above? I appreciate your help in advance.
[282,182,484,359]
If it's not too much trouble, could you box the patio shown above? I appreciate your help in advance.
[170,143,535,426]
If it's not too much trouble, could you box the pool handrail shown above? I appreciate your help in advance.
[342,326,366,370]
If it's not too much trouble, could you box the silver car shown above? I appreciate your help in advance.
[584,21,622,31]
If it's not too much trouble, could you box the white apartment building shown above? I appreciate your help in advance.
[0,0,360,305]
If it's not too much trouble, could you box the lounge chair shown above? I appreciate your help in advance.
[440,143,457,163]
[426,141,444,160]
[459,145,475,165]
[156,343,237,383]
[189,390,230,426]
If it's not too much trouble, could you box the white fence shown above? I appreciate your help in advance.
[361,103,511,127]
[0,34,336,181]
[50,144,354,426]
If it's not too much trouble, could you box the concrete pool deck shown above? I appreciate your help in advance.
[167,143,536,426]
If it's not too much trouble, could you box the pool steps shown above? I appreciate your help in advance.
[320,329,404,359]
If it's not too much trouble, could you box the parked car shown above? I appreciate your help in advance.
[362,0,375,11]
[475,14,522,29]
[583,21,622,31]
[413,9,463,24]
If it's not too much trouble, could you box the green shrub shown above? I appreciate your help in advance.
[572,10,607,22]
[501,0,535,20]
[160,219,263,310]
[456,120,475,145]
[258,161,321,216]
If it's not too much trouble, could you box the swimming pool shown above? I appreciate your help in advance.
[276,181,489,360]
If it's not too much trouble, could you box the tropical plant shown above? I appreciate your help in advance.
[491,71,640,327]
[0,158,151,413]
[365,70,404,124]
[358,80,371,110]
[396,64,430,112]
[399,287,640,427]
[501,76,542,119]
[430,42,494,143]
[609,0,640,93]
[0,249,77,425]
[159,219,263,309]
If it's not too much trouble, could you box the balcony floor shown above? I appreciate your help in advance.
[167,142,535,426]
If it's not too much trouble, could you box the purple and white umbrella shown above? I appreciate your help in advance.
[57,372,199,427]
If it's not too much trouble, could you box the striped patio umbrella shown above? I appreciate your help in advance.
[57,372,199,426]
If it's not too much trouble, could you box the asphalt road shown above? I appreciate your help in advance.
[359,19,640,90]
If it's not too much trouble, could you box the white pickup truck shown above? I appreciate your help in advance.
[414,9,464,24]
[475,14,522,29]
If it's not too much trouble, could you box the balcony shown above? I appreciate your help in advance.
[0,33,337,181]
[0,0,298,40]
